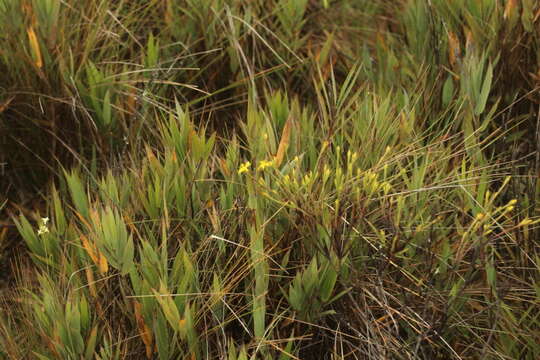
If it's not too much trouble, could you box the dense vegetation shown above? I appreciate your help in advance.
[1,0,539,359]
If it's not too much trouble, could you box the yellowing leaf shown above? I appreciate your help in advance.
[85,267,97,298]
[274,117,292,167]
[98,252,109,274]
[219,158,230,177]
[155,286,181,332]
[447,31,460,67]
[504,0,518,20]
[27,26,43,68]
[464,27,474,53]
[134,301,153,359]
[81,234,98,264]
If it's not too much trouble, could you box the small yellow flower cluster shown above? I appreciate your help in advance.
[361,169,392,196]
[504,199,517,213]
[238,161,251,175]
[301,171,314,187]
[322,165,332,184]
[518,218,535,227]
[238,158,277,175]
[257,159,274,171]
[37,217,50,236]
[334,167,344,190]
[346,150,358,175]
[473,199,519,236]
[280,170,315,190]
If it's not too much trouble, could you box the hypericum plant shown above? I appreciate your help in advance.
[14,215,60,269]
[29,275,98,359]
[86,206,134,276]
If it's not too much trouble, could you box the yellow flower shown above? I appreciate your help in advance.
[283,174,290,184]
[382,182,392,195]
[238,161,251,175]
[257,159,274,171]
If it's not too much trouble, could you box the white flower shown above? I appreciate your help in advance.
[41,217,49,225]
[37,225,49,236]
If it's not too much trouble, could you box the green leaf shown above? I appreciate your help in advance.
[253,294,266,339]
[278,333,295,360]
[442,75,455,107]
[155,284,181,332]
[121,235,134,275]
[32,353,53,360]
[474,62,492,115]
[14,215,39,257]
[65,170,89,219]
[102,89,112,126]
[184,304,199,357]
[288,279,302,311]
[238,346,248,360]
[521,0,535,32]
[146,33,159,68]
[486,259,496,288]
[85,326,99,360]
[320,265,337,303]
[154,313,171,360]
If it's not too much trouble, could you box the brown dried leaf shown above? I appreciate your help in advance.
[447,31,460,67]
[85,267,97,298]
[504,0,518,20]
[0,96,15,114]
[134,301,153,358]
[81,234,99,265]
